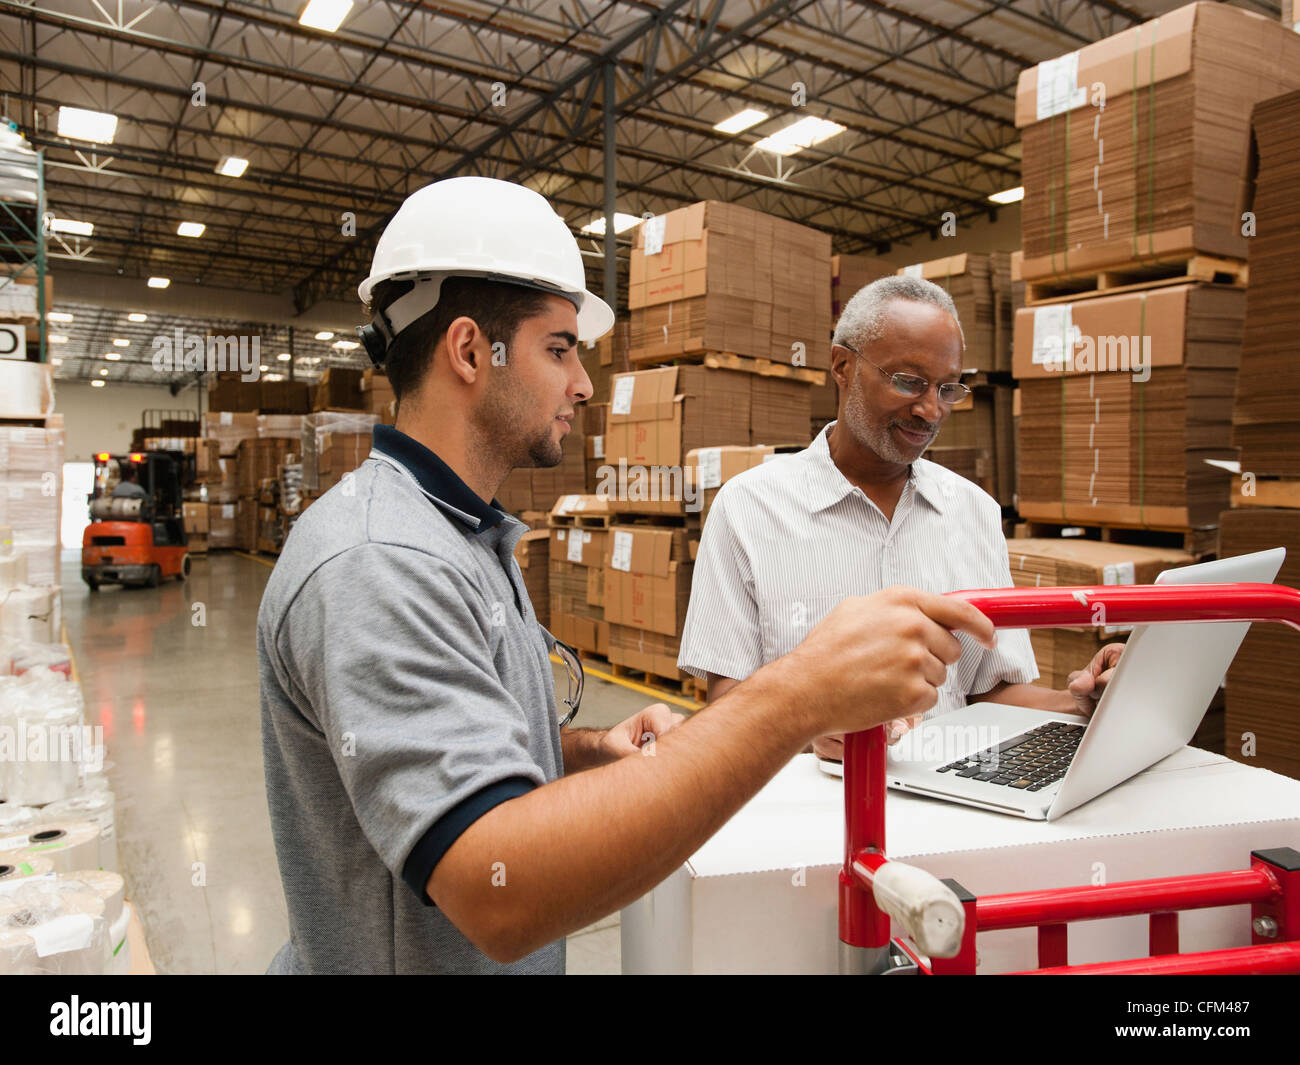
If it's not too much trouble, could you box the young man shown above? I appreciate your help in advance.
[257,179,998,974]
[678,276,1122,758]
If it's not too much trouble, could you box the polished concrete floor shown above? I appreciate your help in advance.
[61,550,664,974]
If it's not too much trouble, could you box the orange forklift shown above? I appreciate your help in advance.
[81,450,193,590]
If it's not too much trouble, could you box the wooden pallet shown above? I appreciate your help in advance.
[629,347,827,385]
[1013,520,1218,558]
[1230,477,1300,511]
[1024,254,1247,306]
[548,510,615,529]
[608,661,699,700]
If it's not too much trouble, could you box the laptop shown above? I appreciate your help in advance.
[818,548,1285,821]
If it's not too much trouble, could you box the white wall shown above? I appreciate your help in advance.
[54,380,204,462]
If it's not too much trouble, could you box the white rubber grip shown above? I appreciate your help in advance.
[871,861,966,959]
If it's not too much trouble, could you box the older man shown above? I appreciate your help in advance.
[678,275,1120,756]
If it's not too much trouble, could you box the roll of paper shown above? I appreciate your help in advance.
[0,854,52,881]
[0,874,110,974]
[10,822,100,874]
[64,870,124,926]
[39,791,117,872]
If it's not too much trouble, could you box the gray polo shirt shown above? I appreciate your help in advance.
[258,425,565,974]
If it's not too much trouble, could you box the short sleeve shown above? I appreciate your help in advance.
[677,486,764,681]
[275,543,546,898]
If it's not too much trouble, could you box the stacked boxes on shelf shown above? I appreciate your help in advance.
[513,529,550,629]
[0,425,64,587]
[182,502,209,555]
[300,413,378,497]
[1015,2,1300,284]
[313,367,365,413]
[1006,538,1194,690]
[628,201,831,370]
[1231,90,1300,481]
[1219,509,1300,780]
[1014,284,1244,529]
[547,495,613,656]
[1216,90,1300,781]
[895,253,1012,374]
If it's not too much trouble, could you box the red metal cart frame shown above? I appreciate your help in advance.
[839,583,1300,975]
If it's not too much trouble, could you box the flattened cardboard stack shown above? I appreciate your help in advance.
[584,318,629,419]
[1007,537,1194,688]
[927,384,1016,506]
[1015,2,1300,282]
[547,495,613,657]
[628,201,831,369]
[895,253,1010,374]
[831,254,893,319]
[583,402,607,493]
[1231,91,1300,477]
[1219,509,1300,780]
[1014,283,1244,527]
[360,369,396,422]
[683,446,779,524]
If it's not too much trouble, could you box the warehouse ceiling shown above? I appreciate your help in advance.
[0,0,1282,382]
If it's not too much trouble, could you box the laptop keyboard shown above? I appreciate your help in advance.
[934,721,1086,793]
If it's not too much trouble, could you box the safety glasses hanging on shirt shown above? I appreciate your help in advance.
[553,638,584,729]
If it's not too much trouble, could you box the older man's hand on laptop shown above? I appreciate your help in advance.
[813,715,926,761]
[1066,642,1126,715]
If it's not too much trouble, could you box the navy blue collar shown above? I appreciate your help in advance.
[371,424,506,534]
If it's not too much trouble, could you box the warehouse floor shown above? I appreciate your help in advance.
[60,550,664,975]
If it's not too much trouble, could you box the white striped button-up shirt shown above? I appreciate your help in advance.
[677,421,1037,717]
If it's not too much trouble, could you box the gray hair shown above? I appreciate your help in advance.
[832,275,965,352]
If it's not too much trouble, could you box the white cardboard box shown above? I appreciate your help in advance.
[621,750,1300,974]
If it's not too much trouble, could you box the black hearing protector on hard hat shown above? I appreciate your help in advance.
[357,313,393,368]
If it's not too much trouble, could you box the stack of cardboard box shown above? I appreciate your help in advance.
[1015,3,1300,284]
[301,412,378,494]
[1219,508,1300,780]
[361,368,397,425]
[1006,537,1194,689]
[207,374,311,414]
[514,529,550,629]
[628,201,832,370]
[496,414,587,516]
[313,367,366,413]
[182,502,209,555]
[928,384,1016,507]
[547,495,613,656]
[1231,91,1300,479]
[0,425,63,585]
[895,253,1011,374]
[1015,284,1243,528]
[831,253,893,320]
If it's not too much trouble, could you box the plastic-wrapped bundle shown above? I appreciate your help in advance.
[0,874,111,974]
[0,668,86,805]
[0,638,72,678]
[63,870,124,925]
[0,585,58,644]
[39,790,117,872]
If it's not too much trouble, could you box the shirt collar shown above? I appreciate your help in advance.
[371,424,507,534]
[801,421,947,516]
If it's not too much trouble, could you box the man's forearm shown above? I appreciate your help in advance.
[430,657,815,962]
[977,681,1079,714]
[560,727,613,773]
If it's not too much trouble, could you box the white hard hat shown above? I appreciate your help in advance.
[357,176,614,358]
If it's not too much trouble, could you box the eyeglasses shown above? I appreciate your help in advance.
[554,638,584,729]
[837,342,971,405]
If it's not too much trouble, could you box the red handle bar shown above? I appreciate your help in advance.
[948,583,1300,632]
